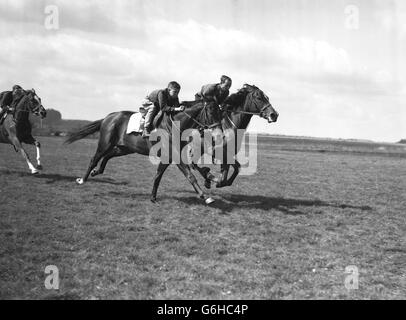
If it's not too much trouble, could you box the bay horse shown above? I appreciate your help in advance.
[64,84,277,203]
[0,89,47,174]
[192,84,279,188]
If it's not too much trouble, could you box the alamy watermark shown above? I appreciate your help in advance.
[44,5,59,30]
[344,265,359,290]
[344,5,359,30]
[148,125,258,176]
[44,265,59,290]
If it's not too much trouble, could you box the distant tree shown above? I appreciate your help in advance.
[43,109,62,125]
[398,139,406,144]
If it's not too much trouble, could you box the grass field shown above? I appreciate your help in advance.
[0,135,405,299]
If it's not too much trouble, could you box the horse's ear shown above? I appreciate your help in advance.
[32,88,35,94]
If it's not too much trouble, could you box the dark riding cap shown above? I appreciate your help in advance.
[167,81,181,90]
[220,75,232,84]
[12,85,22,91]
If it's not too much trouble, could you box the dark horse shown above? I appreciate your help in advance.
[192,84,279,188]
[0,89,47,174]
[64,84,277,203]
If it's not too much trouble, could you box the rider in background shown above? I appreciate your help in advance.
[0,85,25,125]
[142,81,185,138]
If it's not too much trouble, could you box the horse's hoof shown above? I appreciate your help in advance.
[36,165,43,170]
[32,170,39,175]
[76,178,84,185]
[204,180,211,189]
[90,169,98,177]
[150,197,157,203]
[205,197,215,205]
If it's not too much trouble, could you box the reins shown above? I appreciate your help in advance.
[181,110,221,131]
[225,103,271,116]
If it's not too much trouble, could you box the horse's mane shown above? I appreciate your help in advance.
[224,84,258,109]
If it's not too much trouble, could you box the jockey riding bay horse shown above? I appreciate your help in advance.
[65,84,278,204]
[0,89,47,174]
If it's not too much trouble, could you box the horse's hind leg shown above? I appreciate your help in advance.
[91,147,128,177]
[76,123,117,184]
[76,145,112,184]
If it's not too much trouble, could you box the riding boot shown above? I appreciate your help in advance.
[142,128,151,138]
[142,104,157,138]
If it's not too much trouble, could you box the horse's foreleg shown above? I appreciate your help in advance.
[150,162,169,202]
[216,164,230,188]
[34,140,42,170]
[190,162,219,189]
[225,160,241,186]
[177,163,214,204]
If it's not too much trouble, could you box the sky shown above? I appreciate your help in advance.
[0,0,405,142]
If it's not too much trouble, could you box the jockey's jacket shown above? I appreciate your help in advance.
[146,88,180,113]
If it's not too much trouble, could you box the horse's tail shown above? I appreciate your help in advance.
[64,119,103,144]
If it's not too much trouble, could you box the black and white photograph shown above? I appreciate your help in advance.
[0,0,405,302]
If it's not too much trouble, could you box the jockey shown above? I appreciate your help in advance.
[195,75,232,110]
[0,85,24,125]
[193,76,232,162]
[142,81,185,138]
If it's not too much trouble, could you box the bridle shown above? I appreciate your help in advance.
[225,88,272,117]
[225,103,271,116]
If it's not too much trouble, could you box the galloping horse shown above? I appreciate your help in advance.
[65,84,277,203]
[0,89,47,174]
[192,84,279,188]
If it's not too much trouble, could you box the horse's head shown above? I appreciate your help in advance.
[239,84,279,123]
[26,89,47,119]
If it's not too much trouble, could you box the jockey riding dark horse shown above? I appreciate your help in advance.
[189,75,233,158]
[0,85,25,125]
[194,75,232,130]
[142,81,185,138]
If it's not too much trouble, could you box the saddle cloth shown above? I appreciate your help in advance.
[126,112,145,134]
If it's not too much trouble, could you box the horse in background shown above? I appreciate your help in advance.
[0,89,47,174]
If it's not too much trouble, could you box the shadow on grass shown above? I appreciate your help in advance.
[88,188,373,215]
[171,193,374,215]
[0,169,129,186]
